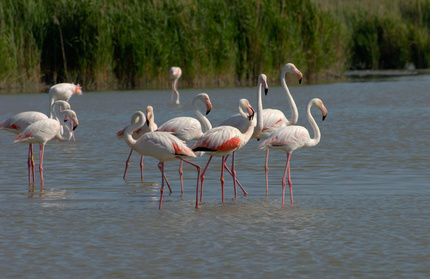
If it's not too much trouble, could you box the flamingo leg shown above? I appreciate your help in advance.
[171,80,175,104]
[200,156,213,202]
[27,144,35,185]
[223,154,248,196]
[30,144,35,184]
[265,149,269,195]
[179,160,184,194]
[163,173,172,194]
[39,144,45,189]
[158,161,165,210]
[123,149,133,180]
[220,156,226,203]
[140,155,144,182]
[231,152,237,198]
[282,153,293,205]
[177,157,201,209]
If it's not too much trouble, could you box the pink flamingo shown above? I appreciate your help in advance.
[258,98,327,205]
[13,108,79,188]
[123,111,201,209]
[116,106,158,181]
[1,101,71,184]
[259,63,303,195]
[157,93,212,193]
[191,99,255,203]
[49,83,82,141]
[169,67,182,105]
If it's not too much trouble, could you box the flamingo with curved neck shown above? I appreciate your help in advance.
[169,67,182,105]
[258,98,327,205]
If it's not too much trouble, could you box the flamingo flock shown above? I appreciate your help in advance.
[1,63,328,209]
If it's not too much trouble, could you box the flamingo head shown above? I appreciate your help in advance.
[312,98,328,121]
[74,84,83,95]
[146,106,155,126]
[259,74,269,95]
[64,110,79,130]
[285,63,303,84]
[239,99,255,121]
[169,67,182,80]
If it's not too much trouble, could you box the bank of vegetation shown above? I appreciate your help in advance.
[1,0,429,92]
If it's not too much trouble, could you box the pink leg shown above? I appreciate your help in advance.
[177,157,201,209]
[265,149,269,195]
[158,162,165,210]
[223,154,248,195]
[30,144,35,184]
[27,144,34,185]
[281,153,293,205]
[179,160,184,194]
[123,149,133,180]
[171,81,174,103]
[39,144,45,189]
[140,155,144,182]
[200,156,213,202]
[231,152,237,198]
[163,173,172,193]
[220,156,226,203]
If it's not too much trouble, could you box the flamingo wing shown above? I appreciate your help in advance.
[1,111,48,134]
[157,117,202,142]
[258,125,310,153]
[191,126,241,154]
[259,109,288,139]
[14,119,60,144]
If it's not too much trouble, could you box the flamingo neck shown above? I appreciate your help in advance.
[253,78,264,137]
[172,79,180,105]
[56,111,72,142]
[193,97,212,132]
[306,101,321,148]
[125,111,146,148]
[281,67,298,125]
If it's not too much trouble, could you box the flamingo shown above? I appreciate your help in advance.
[116,106,158,181]
[169,67,182,105]
[258,98,327,205]
[123,111,201,209]
[1,100,71,184]
[13,107,79,188]
[157,93,212,193]
[49,82,82,141]
[191,99,255,203]
[259,63,303,195]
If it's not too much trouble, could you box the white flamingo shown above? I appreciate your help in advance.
[123,111,201,209]
[156,93,212,193]
[258,98,327,205]
[169,67,182,105]
[259,63,303,195]
[1,101,71,184]
[116,106,158,181]
[191,99,255,203]
[13,107,79,188]
[49,82,82,141]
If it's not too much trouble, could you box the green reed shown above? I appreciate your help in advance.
[1,0,429,91]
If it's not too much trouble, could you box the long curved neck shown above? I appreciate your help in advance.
[56,111,72,142]
[193,98,212,132]
[49,98,55,118]
[306,102,321,148]
[281,68,298,125]
[172,80,180,105]
[125,111,145,148]
[254,78,264,136]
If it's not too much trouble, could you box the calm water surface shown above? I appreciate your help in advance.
[1,74,429,278]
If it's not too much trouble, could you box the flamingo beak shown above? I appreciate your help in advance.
[72,118,79,130]
[64,114,70,123]
[248,106,255,121]
[264,88,268,95]
[299,78,303,84]
[146,112,151,126]
[321,106,328,121]
[206,101,212,115]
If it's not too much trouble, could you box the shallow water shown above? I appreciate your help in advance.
[1,74,429,278]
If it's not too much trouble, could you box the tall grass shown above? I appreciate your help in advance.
[1,0,429,92]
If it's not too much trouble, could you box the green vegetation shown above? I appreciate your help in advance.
[1,0,429,92]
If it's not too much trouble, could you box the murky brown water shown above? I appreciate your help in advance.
[1,74,429,278]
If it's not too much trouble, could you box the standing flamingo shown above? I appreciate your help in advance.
[1,101,71,184]
[157,93,212,192]
[169,67,182,105]
[13,108,79,188]
[124,111,201,209]
[49,82,82,141]
[191,99,255,203]
[258,98,327,205]
[259,63,303,195]
[116,106,158,181]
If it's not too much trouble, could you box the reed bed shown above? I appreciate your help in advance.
[1,0,429,92]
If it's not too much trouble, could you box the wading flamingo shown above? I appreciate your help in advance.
[124,111,201,210]
[13,107,79,188]
[116,106,158,181]
[157,93,212,193]
[191,99,255,203]
[49,82,82,141]
[169,67,182,105]
[259,63,303,195]
[258,98,327,205]
[1,101,71,184]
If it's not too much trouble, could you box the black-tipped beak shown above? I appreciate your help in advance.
[146,119,150,126]
[299,78,302,84]
[73,124,78,131]
[322,114,327,121]
[264,88,268,96]
[248,108,255,121]
[64,119,69,123]
[206,109,211,115]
